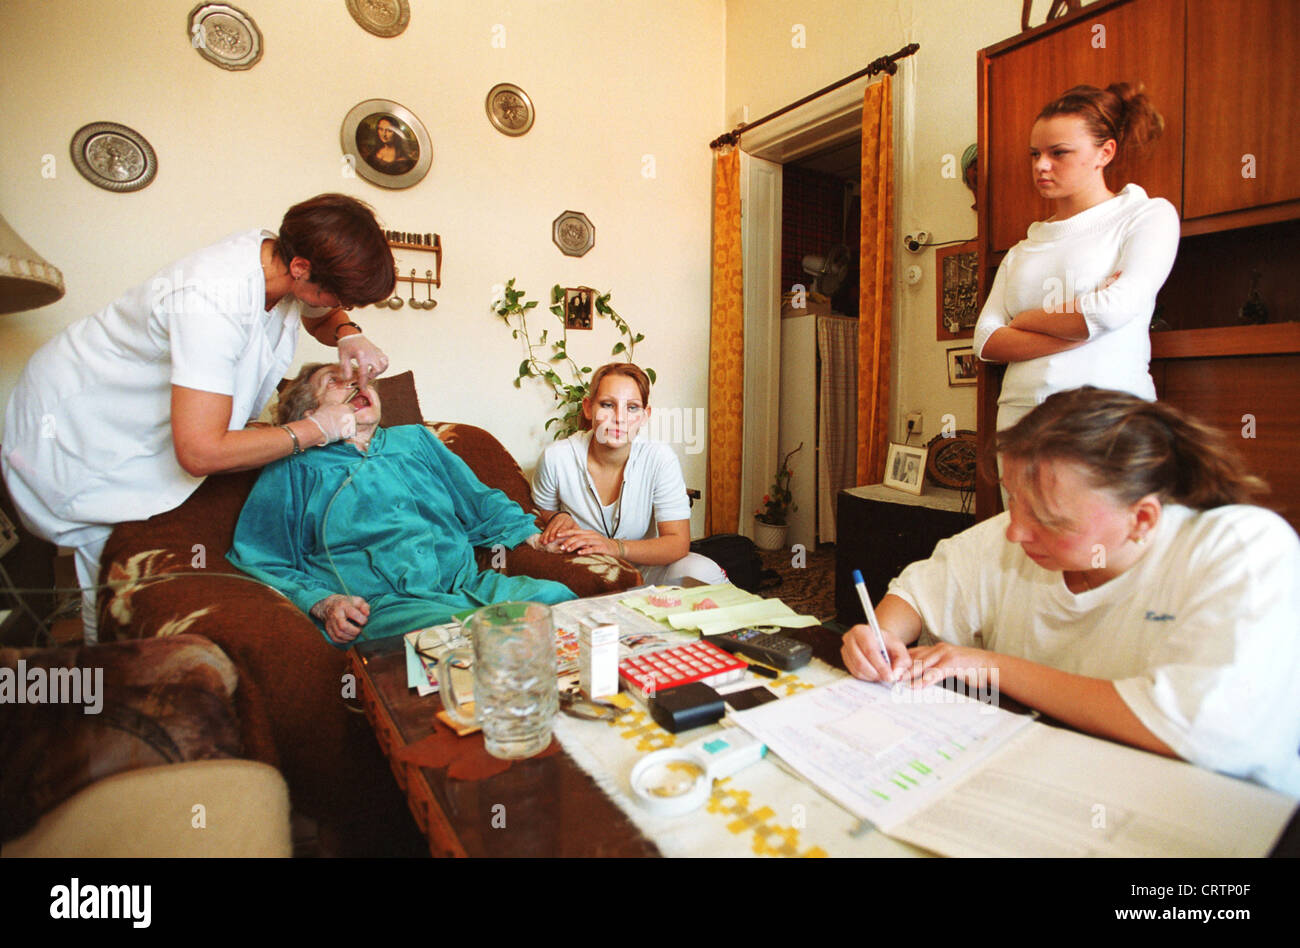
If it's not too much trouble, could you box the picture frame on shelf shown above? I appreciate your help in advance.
[936,239,979,340]
[883,442,928,496]
[341,98,432,190]
[947,345,978,387]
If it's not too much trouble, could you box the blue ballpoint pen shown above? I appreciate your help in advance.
[851,569,891,671]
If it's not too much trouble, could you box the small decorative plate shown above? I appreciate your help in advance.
[346,0,410,37]
[187,3,263,71]
[69,122,158,193]
[553,211,595,257]
[925,430,978,491]
[485,83,535,137]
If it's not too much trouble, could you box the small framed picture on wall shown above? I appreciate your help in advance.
[883,442,928,495]
[947,345,978,386]
[936,239,980,340]
[564,287,594,330]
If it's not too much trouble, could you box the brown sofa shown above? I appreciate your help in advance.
[90,372,642,850]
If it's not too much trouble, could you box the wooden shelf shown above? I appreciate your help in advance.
[1150,322,1300,359]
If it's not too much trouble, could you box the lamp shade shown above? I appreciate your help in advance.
[0,213,64,315]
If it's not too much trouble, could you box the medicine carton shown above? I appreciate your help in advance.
[578,616,619,699]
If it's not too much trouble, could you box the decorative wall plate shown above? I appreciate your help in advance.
[553,211,594,257]
[69,122,158,192]
[485,83,535,136]
[346,0,410,37]
[187,3,263,71]
[925,430,978,491]
[341,98,432,190]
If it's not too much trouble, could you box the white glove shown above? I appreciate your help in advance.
[337,334,388,382]
[306,403,357,444]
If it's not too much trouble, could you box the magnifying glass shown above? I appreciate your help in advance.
[629,729,767,817]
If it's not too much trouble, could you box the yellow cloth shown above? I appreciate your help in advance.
[857,76,895,486]
[707,147,744,534]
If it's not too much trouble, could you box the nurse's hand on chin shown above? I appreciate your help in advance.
[311,594,369,645]
[337,334,388,382]
[304,404,357,444]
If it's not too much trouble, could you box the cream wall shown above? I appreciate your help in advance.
[724,0,1098,448]
[0,0,724,534]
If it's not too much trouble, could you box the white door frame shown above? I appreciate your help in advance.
[737,78,869,540]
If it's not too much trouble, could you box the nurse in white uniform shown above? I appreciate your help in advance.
[2,193,395,639]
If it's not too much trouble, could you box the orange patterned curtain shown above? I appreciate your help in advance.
[707,146,744,535]
[857,76,894,485]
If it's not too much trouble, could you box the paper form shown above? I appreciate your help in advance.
[890,725,1297,857]
[731,677,1033,832]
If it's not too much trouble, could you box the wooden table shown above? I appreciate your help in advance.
[349,636,660,858]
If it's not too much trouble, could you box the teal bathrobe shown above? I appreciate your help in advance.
[227,424,575,646]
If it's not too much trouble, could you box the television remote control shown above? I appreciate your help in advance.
[705,627,812,671]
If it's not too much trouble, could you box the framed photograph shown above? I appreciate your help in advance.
[947,345,978,386]
[883,442,928,496]
[564,287,594,330]
[341,98,431,190]
[69,122,158,193]
[485,83,535,137]
[936,239,979,340]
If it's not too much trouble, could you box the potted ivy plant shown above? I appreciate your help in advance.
[753,442,803,551]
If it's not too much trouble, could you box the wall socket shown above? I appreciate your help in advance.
[904,410,923,439]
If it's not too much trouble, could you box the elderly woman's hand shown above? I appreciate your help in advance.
[337,334,388,382]
[311,594,370,645]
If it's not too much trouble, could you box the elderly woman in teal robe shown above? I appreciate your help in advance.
[227,362,575,647]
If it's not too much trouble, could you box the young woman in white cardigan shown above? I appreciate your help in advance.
[974,83,1180,433]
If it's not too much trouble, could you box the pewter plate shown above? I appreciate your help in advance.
[552,211,595,257]
[485,83,535,137]
[341,98,432,190]
[346,0,410,37]
[69,122,158,193]
[187,3,263,71]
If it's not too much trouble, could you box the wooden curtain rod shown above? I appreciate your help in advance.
[709,42,919,150]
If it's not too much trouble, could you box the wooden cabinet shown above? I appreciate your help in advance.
[974,0,1300,530]
[984,0,1185,252]
[1183,0,1300,219]
[833,487,975,626]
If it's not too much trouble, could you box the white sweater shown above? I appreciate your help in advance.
[887,504,1300,796]
[974,184,1180,408]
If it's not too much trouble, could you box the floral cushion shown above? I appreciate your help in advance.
[0,634,242,842]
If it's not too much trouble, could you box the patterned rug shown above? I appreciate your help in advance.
[757,543,837,625]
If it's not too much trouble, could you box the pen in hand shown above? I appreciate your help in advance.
[851,569,893,680]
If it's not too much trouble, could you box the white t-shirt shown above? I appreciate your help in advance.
[532,431,691,540]
[887,504,1300,796]
[2,229,326,544]
[973,183,1180,410]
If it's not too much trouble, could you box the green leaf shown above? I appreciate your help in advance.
[511,329,518,339]
[549,305,564,318]
[551,284,564,303]
[646,367,657,384]
[580,366,592,373]
[539,329,548,343]
[513,377,521,388]
[544,371,562,385]
[544,416,558,429]
[519,360,531,377]
[633,333,644,343]
[611,341,626,355]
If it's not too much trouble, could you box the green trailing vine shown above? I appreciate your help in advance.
[493,278,656,439]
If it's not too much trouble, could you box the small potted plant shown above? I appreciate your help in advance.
[753,443,802,551]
